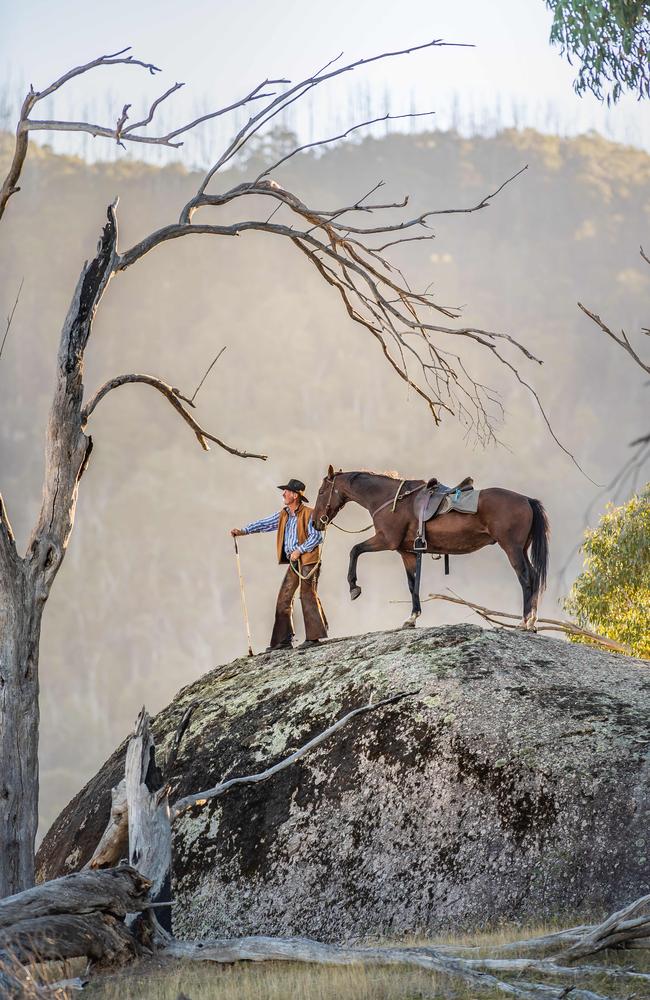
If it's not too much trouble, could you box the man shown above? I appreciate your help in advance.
[231,478,328,651]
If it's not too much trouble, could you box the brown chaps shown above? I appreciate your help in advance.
[270,563,328,647]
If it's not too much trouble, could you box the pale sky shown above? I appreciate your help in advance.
[2,0,648,162]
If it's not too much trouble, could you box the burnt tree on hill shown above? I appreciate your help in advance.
[0,42,548,897]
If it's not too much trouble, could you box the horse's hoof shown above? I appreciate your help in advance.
[350,586,361,601]
[402,618,416,629]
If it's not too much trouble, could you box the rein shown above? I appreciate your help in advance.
[332,521,373,534]
[289,526,327,581]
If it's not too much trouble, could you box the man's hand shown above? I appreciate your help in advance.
[231,528,245,537]
[290,549,302,562]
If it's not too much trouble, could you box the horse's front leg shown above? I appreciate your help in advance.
[399,551,421,628]
[348,533,388,601]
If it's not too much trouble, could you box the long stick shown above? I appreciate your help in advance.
[233,538,254,657]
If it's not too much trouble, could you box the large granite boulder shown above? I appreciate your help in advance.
[37,624,650,941]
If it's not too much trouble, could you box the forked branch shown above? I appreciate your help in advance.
[82,373,267,460]
[0,46,283,221]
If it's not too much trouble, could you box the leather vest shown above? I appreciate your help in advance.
[276,504,320,565]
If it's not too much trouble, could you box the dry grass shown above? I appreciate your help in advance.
[0,954,85,998]
[81,923,650,1000]
[86,958,448,1000]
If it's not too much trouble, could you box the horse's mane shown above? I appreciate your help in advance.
[357,469,401,479]
[348,470,421,485]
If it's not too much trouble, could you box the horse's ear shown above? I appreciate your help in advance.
[327,464,335,479]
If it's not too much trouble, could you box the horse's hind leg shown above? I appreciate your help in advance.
[347,533,387,601]
[500,541,534,630]
[400,551,421,628]
[525,548,540,632]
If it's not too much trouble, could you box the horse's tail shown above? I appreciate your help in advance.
[526,498,550,594]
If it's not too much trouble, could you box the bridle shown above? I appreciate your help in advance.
[317,474,342,528]
[316,474,374,535]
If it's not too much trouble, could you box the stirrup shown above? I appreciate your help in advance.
[413,535,427,553]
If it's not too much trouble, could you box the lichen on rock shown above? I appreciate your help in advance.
[37,624,650,941]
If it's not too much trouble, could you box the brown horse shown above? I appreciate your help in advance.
[312,466,549,630]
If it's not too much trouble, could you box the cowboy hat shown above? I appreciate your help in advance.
[278,478,309,502]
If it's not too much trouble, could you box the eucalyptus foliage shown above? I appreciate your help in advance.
[565,485,650,657]
[546,1,650,103]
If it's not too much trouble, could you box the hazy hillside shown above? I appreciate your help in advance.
[0,127,647,833]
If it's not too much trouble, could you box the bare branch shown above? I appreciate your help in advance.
[371,233,436,252]
[153,87,284,143]
[82,373,267,460]
[122,82,184,133]
[0,54,284,223]
[421,592,635,655]
[579,302,650,376]
[34,47,161,102]
[192,39,470,197]
[172,690,417,818]
[0,51,149,219]
[22,85,281,150]
[0,277,24,363]
[190,346,227,403]
[310,165,529,236]
[255,110,436,181]
[21,118,188,148]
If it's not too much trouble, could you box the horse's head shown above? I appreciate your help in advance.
[313,465,346,529]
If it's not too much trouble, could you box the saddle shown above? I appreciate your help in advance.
[414,476,474,552]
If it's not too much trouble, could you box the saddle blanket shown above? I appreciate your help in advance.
[438,487,480,516]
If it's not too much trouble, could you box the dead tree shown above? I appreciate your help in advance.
[0,42,546,897]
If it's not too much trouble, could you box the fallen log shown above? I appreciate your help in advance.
[554,893,650,962]
[0,865,150,928]
[0,912,138,966]
[0,866,149,971]
[162,936,616,1000]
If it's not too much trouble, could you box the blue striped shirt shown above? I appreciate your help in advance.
[243,506,323,558]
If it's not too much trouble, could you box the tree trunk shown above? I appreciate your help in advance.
[0,568,42,897]
[0,205,118,897]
